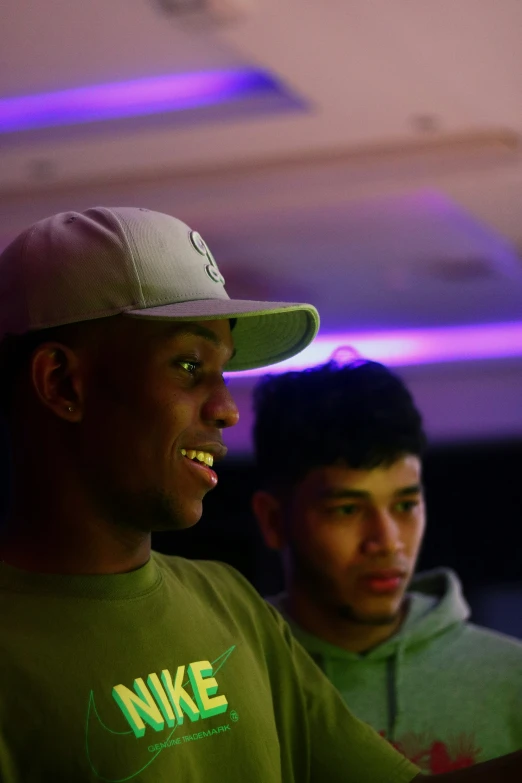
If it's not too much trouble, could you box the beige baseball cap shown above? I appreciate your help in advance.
[0,206,319,371]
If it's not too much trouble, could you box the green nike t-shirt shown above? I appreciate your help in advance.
[0,552,420,782]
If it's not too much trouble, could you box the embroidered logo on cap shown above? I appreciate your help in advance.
[190,231,225,285]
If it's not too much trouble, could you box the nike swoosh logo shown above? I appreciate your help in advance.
[85,645,236,782]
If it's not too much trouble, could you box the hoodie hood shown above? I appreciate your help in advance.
[269,568,470,741]
[269,567,470,663]
[269,570,522,770]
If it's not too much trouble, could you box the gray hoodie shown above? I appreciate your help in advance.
[269,569,522,775]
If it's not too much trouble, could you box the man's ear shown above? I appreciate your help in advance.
[30,342,84,422]
[252,490,287,551]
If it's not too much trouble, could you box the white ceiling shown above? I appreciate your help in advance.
[211,190,522,331]
[1,0,522,200]
[0,0,521,451]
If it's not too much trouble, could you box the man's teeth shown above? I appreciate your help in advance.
[181,449,214,467]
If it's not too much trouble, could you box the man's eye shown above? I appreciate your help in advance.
[395,500,419,513]
[178,360,200,374]
[331,504,359,517]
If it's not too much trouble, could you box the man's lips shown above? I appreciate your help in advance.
[358,569,407,594]
[180,441,227,488]
[182,442,228,462]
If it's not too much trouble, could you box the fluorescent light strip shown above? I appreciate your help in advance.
[0,69,279,133]
[230,321,522,377]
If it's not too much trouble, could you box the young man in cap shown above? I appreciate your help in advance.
[252,359,522,776]
[0,207,520,782]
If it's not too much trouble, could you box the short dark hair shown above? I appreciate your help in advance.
[252,359,427,491]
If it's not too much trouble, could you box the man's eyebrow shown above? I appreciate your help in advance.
[320,484,423,500]
[168,323,237,360]
[320,488,370,500]
[394,484,423,496]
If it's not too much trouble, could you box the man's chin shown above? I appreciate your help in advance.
[337,604,402,627]
[149,505,203,533]
[129,492,204,533]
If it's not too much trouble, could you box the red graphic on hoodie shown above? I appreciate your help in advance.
[379,731,481,775]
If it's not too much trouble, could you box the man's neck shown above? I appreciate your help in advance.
[1,488,151,576]
[285,588,407,654]
[1,436,155,574]
[0,525,151,576]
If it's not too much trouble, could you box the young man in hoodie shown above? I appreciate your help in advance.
[252,358,522,776]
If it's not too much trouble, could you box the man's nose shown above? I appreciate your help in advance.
[361,510,404,556]
[202,380,240,429]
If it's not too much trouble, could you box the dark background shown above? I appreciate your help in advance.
[152,439,522,636]
[2,434,521,636]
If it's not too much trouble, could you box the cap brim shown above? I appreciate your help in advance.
[124,298,319,371]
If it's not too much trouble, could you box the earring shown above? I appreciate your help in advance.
[68,406,74,413]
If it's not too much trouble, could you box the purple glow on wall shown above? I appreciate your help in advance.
[229,321,522,377]
[0,69,281,133]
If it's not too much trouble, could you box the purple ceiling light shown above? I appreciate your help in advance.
[0,69,284,133]
[228,321,522,378]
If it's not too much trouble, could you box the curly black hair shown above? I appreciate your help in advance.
[252,359,427,491]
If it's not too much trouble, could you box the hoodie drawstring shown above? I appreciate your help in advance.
[386,647,402,741]
[314,648,402,742]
